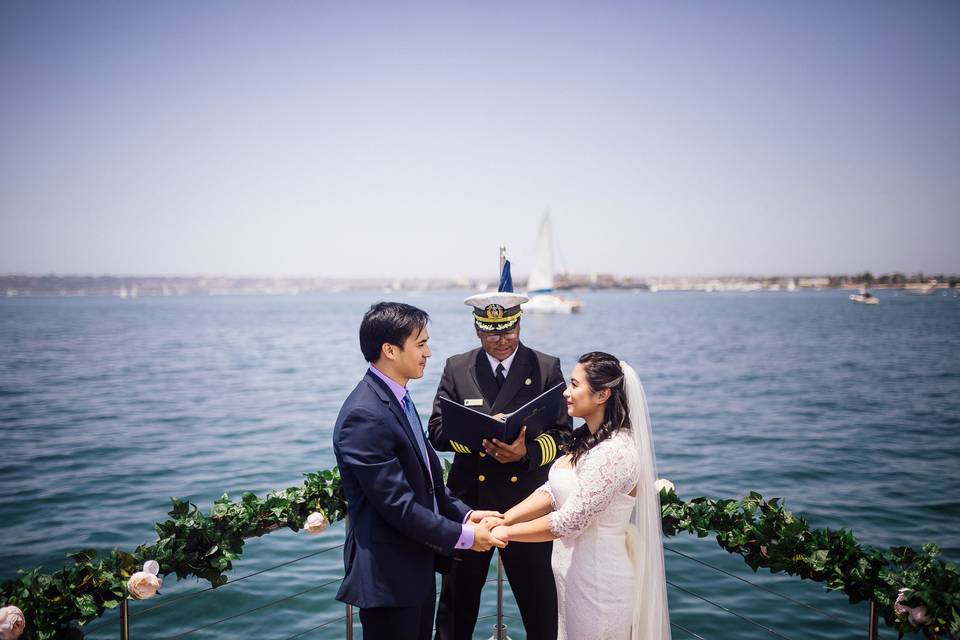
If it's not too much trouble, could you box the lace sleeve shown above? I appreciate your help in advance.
[535,481,555,508]
[549,436,638,539]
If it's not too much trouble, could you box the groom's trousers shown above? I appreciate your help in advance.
[435,540,557,640]
[360,590,436,640]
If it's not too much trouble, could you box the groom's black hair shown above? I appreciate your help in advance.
[359,301,430,363]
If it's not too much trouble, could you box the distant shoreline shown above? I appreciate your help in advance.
[1,273,956,298]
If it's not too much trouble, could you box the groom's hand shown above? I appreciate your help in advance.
[470,519,507,551]
[482,426,527,464]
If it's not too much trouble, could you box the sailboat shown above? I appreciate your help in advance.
[522,212,584,314]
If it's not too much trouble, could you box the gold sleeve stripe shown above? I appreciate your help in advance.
[450,440,472,454]
[535,434,556,466]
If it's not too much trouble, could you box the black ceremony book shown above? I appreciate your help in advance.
[439,382,565,452]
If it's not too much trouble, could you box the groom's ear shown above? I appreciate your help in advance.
[381,342,397,362]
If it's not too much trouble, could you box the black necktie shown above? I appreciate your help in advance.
[495,363,506,389]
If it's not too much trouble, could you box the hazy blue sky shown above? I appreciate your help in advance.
[2,1,958,278]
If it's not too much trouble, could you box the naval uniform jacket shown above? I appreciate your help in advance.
[428,343,573,512]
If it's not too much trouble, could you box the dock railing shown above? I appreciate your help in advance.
[6,471,955,639]
[82,531,881,640]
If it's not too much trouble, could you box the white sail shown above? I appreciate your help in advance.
[526,212,554,293]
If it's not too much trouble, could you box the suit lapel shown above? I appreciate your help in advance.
[492,344,534,415]
[364,373,431,477]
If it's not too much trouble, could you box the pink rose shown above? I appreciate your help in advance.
[127,561,163,600]
[305,511,328,534]
[128,572,161,599]
[0,605,26,640]
[909,606,931,626]
[894,588,911,616]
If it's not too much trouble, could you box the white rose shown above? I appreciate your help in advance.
[654,479,675,494]
[0,606,26,640]
[305,511,329,534]
[127,571,162,600]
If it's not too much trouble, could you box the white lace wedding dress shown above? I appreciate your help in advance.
[538,429,641,640]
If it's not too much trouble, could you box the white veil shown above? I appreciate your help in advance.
[620,361,671,640]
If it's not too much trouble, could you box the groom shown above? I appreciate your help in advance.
[333,302,506,640]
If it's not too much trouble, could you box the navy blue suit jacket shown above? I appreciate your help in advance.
[333,370,472,608]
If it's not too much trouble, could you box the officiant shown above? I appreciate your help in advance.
[428,281,572,640]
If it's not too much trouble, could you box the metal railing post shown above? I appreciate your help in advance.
[343,513,353,640]
[497,552,504,638]
[487,551,510,640]
[867,599,878,640]
[119,599,129,640]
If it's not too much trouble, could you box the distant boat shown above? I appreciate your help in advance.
[522,212,583,314]
[903,282,938,296]
[850,289,879,305]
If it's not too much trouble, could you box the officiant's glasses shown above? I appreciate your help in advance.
[480,328,519,343]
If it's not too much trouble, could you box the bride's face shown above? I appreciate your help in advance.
[564,363,609,420]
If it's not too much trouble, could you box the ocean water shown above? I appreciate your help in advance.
[1,290,958,640]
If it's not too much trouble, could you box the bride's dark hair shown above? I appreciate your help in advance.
[567,351,631,466]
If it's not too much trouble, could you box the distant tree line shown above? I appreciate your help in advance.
[842,272,959,287]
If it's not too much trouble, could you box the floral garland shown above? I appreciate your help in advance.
[658,489,960,639]
[0,469,344,640]
[1,467,957,639]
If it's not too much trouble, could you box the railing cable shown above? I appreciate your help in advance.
[83,543,346,633]
[667,580,793,640]
[162,576,344,639]
[280,607,359,640]
[671,621,707,640]
[130,544,343,619]
[664,544,857,625]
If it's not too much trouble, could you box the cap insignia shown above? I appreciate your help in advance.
[485,304,505,319]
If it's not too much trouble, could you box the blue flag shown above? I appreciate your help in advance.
[498,260,514,293]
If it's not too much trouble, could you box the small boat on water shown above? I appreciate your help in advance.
[850,289,879,305]
[903,281,938,296]
[523,211,583,314]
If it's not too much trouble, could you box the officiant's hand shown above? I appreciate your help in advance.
[483,426,527,464]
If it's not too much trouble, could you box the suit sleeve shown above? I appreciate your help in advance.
[524,357,573,471]
[440,486,472,522]
[427,359,456,452]
[336,406,463,555]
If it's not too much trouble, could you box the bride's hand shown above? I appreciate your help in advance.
[491,525,510,542]
[468,510,503,524]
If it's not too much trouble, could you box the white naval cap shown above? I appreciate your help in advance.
[463,292,529,330]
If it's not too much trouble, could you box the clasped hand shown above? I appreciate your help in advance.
[467,510,508,551]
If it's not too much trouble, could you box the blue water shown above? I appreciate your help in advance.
[1,290,958,639]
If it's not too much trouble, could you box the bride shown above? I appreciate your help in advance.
[489,351,670,640]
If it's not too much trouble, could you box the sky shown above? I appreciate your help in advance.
[1,1,958,279]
